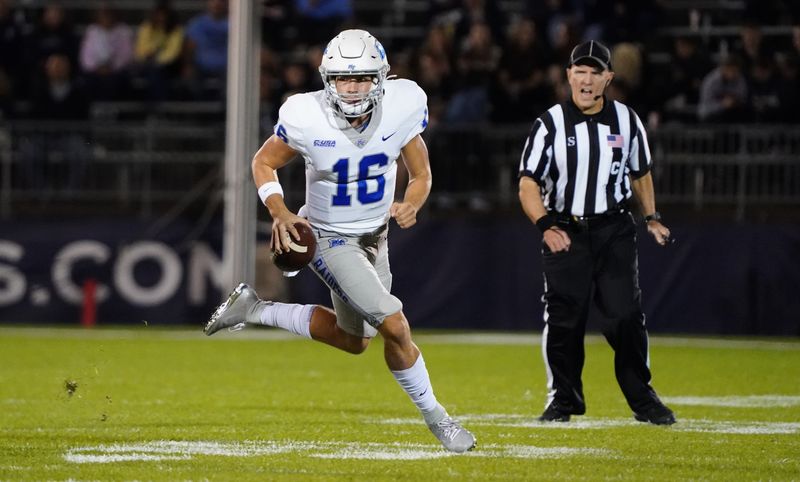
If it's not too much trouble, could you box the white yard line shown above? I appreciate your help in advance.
[63,440,614,463]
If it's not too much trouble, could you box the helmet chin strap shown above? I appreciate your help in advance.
[333,90,379,118]
[335,100,372,118]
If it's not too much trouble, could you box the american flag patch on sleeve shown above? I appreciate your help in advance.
[607,134,624,148]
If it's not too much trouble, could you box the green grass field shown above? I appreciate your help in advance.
[1,327,799,481]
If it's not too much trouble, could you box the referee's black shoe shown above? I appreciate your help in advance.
[634,403,676,425]
[538,402,572,422]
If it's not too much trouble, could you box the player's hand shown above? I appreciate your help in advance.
[543,227,571,253]
[390,202,417,229]
[647,220,672,246]
[271,212,311,254]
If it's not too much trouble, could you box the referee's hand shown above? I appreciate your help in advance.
[646,220,672,246]
[543,227,571,252]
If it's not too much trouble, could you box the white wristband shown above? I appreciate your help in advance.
[257,182,284,205]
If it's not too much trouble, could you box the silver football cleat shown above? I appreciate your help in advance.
[427,414,477,453]
[204,283,270,336]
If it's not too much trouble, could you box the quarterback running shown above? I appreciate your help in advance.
[205,29,476,453]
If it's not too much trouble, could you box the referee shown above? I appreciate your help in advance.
[518,40,676,425]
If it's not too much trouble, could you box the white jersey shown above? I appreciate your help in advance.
[274,79,428,234]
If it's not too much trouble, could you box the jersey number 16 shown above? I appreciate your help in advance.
[331,153,388,206]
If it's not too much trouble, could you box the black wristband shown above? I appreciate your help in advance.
[535,214,556,233]
[644,211,662,223]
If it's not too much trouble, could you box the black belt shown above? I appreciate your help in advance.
[358,224,387,263]
[551,209,628,230]
[358,224,387,247]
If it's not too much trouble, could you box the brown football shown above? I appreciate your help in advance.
[272,223,316,271]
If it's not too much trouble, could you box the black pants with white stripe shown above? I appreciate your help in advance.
[540,211,659,414]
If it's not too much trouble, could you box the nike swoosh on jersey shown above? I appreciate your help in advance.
[382,132,397,141]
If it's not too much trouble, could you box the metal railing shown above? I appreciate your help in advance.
[0,120,225,218]
[649,125,800,218]
[2,121,799,220]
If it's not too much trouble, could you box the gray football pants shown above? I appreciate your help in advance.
[308,224,402,338]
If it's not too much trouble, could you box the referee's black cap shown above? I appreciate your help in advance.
[569,40,612,71]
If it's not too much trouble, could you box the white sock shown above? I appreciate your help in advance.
[391,354,444,424]
[257,302,314,339]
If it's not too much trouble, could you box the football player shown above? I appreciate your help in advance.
[204,29,476,453]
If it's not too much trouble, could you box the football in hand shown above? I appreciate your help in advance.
[272,223,316,272]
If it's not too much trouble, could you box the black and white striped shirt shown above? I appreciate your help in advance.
[519,98,651,216]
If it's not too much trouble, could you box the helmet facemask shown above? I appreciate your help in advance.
[324,74,384,117]
[319,29,390,118]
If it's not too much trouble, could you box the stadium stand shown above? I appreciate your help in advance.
[1,0,799,220]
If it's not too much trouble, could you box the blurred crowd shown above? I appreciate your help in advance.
[2,0,800,128]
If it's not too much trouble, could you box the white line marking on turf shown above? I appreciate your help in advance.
[65,453,191,463]
[312,443,613,460]
[662,395,800,408]
[63,440,613,463]
[64,440,323,463]
[675,420,800,435]
[380,414,800,435]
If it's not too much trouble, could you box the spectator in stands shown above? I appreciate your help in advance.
[20,53,90,190]
[779,24,800,70]
[29,54,88,121]
[259,52,279,137]
[492,17,550,122]
[23,3,80,96]
[418,23,454,75]
[294,0,352,46]
[411,24,454,125]
[654,36,713,123]
[541,17,580,107]
[303,44,324,91]
[277,61,311,102]
[134,1,184,101]
[608,42,643,109]
[698,55,749,122]
[749,58,783,122]
[80,3,135,100]
[734,22,771,78]
[413,54,448,127]
[183,0,229,100]
[526,0,574,52]
[261,0,294,50]
[547,16,580,68]
[444,21,499,124]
